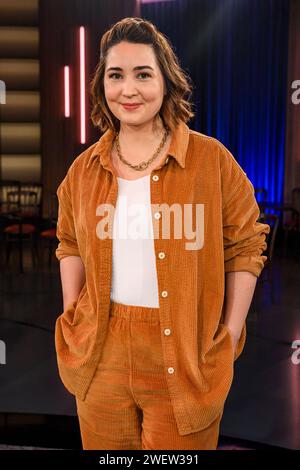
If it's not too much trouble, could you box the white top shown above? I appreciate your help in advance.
[110,174,160,307]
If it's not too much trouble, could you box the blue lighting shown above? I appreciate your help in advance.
[142,0,290,207]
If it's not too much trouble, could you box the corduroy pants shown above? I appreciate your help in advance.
[75,300,222,450]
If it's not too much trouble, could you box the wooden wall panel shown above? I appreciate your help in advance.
[0,26,39,57]
[0,59,39,90]
[1,154,40,181]
[1,123,40,153]
[0,0,38,26]
[1,91,40,121]
[0,0,40,187]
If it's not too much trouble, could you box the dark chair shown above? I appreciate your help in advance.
[2,188,40,273]
[257,213,280,303]
[39,192,58,269]
[0,180,20,215]
[19,182,43,218]
[254,187,267,217]
[0,180,21,263]
[283,187,300,258]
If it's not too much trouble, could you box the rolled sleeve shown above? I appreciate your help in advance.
[220,143,271,278]
[55,174,80,261]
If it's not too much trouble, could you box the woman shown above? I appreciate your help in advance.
[55,17,270,450]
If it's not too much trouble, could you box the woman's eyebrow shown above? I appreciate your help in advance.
[106,65,154,72]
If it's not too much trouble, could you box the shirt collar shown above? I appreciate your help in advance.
[86,119,190,170]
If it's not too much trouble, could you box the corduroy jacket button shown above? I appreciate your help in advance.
[161,290,168,297]
[152,174,159,181]
[158,252,165,259]
[168,367,174,374]
[164,328,171,335]
[154,212,161,220]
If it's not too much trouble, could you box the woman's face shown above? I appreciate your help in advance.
[103,41,166,128]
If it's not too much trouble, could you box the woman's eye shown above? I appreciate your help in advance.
[137,72,151,79]
[108,72,151,79]
[108,73,121,79]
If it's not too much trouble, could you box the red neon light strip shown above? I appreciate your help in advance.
[64,66,70,117]
[80,26,86,144]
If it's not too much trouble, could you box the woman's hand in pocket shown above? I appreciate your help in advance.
[227,327,240,356]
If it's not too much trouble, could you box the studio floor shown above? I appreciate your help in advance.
[0,231,299,450]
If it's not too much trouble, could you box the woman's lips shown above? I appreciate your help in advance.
[121,104,141,110]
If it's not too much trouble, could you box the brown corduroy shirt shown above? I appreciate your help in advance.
[55,120,270,436]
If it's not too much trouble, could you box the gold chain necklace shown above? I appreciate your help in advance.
[114,126,169,171]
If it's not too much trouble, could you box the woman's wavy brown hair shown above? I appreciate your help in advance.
[89,17,195,133]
